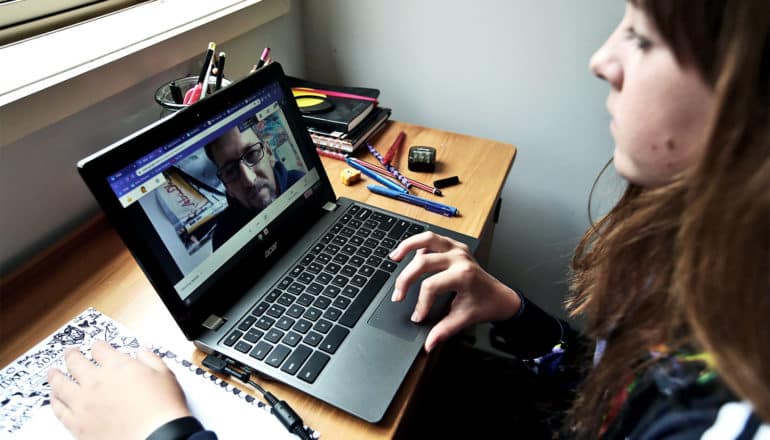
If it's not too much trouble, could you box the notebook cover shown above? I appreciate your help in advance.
[287,76,380,133]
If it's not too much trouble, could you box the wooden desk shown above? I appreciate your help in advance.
[0,121,515,439]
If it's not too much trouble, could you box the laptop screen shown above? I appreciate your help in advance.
[104,80,322,301]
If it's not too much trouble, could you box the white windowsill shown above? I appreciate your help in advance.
[0,0,289,146]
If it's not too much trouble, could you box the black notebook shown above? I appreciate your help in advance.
[287,76,380,133]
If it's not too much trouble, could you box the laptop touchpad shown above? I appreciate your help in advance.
[367,279,450,342]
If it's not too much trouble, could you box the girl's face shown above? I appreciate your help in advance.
[590,3,715,187]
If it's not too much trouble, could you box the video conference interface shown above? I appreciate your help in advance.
[106,82,321,300]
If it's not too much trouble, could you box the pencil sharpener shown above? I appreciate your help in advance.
[340,168,361,186]
[408,146,436,172]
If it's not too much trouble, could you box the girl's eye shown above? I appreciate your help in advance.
[625,27,653,51]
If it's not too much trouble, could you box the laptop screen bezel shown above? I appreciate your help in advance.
[77,64,338,340]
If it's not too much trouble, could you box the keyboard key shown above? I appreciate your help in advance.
[301,254,315,266]
[255,316,275,330]
[380,260,398,272]
[278,277,294,289]
[332,236,347,246]
[320,325,349,354]
[316,272,333,284]
[371,229,386,240]
[249,341,273,360]
[364,238,379,248]
[326,244,341,254]
[333,296,351,310]
[276,316,295,331]
[265,290,281,302]
[313,296,331,309]
[340,214,352,224]
[341,244,356,255]
[234,341,252,353]
[388,220,409,239]
[355,207,372,220]
[322,285,341,298]
[358,265,375,277]
[349,255,365,267]
[303,307,322,321]
[290,265,304,277]
[333,253,349,264]
[366,256,383,267]
[321,233,335,244]
[373,247,390,258]
[323,307,342,321]
[282,331,302,347]
[313,319,332,334]
[348,205,360,214]
[286,304,305,318]
[277,293,296,307]
[251,302,269,317]
[298,351,330,383]
[316,253,332,264]
[266,345,291,368]
[311,243,324,254]
[266,304,286,318]
[348,219,362,229]
[408,224,426,234]
[298,272,314,284]
[307,262,323,274]
[382,238,397,249]
[224,330,242,346]
[296,293,314,306]
[350,275,368,287]
[265,328,285,343]
[306,283,324,295]
[282,345,312,376]
[244,328,264,343]
[324,262,342,274]
[331,275,349,287]
[342,286,360,298]
[331,223,343,234]
[340,265,356,277]
[339,270,389,328]
[303,331,323,347]
[364,220,378,230]
[293,319,312,334]
[355,247,372,257]
[287,283,305,295]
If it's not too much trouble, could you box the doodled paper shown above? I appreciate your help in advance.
[0,308,319,439]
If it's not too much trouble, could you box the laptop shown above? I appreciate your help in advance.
[77,63,477,423]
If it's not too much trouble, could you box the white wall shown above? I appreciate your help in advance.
[300,0,626,320]
[0,3,308,275]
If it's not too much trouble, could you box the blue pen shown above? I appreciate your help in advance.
[346,158,406,193]
[367,185,459,217]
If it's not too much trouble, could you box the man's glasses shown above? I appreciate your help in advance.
[216,142,266,183]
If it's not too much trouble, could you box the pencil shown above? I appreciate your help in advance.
[349,157,443,196]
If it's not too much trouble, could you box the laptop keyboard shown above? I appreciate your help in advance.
[222,204,425,384]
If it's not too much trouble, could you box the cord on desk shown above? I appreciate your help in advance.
[202,354,313,440]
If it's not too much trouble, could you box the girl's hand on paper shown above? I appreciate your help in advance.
[390,231,522,352]
[47,340,190,440]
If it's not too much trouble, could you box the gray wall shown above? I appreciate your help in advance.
[300,0,626,320]
[0,3,308,275]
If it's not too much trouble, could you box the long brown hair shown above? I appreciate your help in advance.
[567,1,770,437]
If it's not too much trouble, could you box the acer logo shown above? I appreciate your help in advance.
[264,241,278,258]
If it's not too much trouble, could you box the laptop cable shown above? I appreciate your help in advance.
[202,354,313,440]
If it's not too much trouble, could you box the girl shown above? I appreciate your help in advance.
[391,0,770,438]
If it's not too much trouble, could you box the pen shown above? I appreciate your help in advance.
[291,87,378,103]
[346,158,406,193]
[348,157,443,196]
[315,147,347,162]
[169,81,183,104]
[215,51,226,90]
[256,47,270,69]
[184,42,216,104]
[382,131,405,165]
[366,143,411,190]
[199,42,217,100]
[367,185,458,217]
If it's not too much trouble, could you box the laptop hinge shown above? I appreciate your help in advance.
[201,314,226,331]
[322,201,338,212]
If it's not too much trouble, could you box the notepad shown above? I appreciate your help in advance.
[0,308,319,439]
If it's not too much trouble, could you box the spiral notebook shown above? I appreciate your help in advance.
[0,308,319,439]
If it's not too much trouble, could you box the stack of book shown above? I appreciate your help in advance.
[287,76,391,158]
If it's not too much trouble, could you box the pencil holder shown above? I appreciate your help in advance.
[154,75,231,118]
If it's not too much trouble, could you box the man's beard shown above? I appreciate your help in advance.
[246,184,276,211]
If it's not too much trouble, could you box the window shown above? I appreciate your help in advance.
[0,0,146,46]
